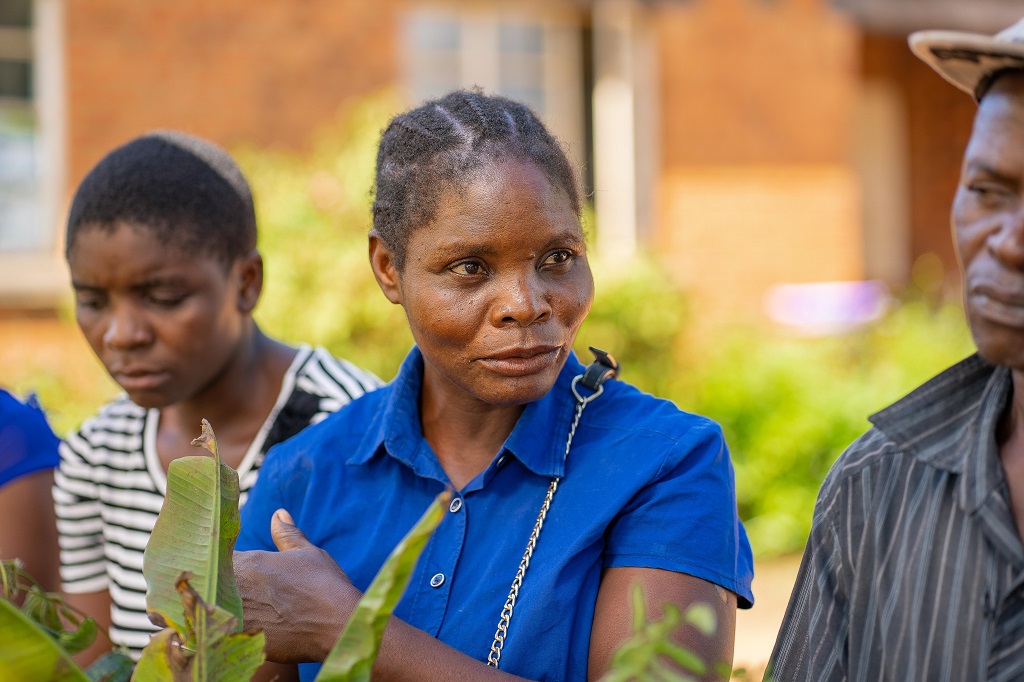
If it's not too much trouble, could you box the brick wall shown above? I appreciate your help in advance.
[65,0,401,188]
[651,0,864,322]
[862,32,974,293]
[655,0,859,167]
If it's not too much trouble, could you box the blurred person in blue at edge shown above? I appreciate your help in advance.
[0,388,61,595]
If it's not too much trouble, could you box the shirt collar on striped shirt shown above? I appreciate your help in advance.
[869,353,1012,514]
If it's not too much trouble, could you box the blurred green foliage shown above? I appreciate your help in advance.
[236,92,413,380]
[9,91,977,560]
[584,295,975,557]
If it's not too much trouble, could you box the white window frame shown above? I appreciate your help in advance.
[400,1,586,177]
[0,0,66,308]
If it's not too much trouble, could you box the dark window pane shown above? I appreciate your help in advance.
[0,0,31,28]
[0,60,31,99]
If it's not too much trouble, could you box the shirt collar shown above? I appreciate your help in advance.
[348,347,584,481]
[502,351,583,479]
[347,348,426,470]
[868,353,1011,513]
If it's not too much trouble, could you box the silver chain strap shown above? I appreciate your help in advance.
[487,376,606,668]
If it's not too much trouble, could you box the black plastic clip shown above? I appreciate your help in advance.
[571,346,621,404]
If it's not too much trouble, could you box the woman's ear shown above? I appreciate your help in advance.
[235,249,264,313]
[369,232,402,305]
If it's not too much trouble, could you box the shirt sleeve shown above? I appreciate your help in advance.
[53,430,108,594]
[602,419,755,608]
[0,393,60,487]
[767,478,852,681]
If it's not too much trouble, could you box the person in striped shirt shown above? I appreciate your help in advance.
[770,19,1024,681]
[54,131,381,665]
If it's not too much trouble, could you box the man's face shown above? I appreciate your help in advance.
[953,72,1024,369]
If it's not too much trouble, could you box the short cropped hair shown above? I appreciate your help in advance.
[372,89,581,270]
[66,131,257,265]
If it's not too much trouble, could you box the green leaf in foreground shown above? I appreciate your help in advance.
[57,615,98,655]
[599,583,721,682]
[1,559,18,600]
[133,574,265,682]
[143,420,244,635]
[131,628,187,682]
[0,597,90,682]
[315,490,451,682]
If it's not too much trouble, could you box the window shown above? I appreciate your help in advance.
[400,4,586,179]
[0,0,41,252]
[0,0,65,306]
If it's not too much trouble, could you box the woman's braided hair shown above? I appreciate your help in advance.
[372,89,581,269]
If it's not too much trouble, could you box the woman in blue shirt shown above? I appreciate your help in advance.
[0,389,61,593]
[235,90,753,682]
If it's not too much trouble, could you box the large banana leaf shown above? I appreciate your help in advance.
[133,575,264,682]
[143,420,243,634]
[0,597,90,682]
[315,491,450,682]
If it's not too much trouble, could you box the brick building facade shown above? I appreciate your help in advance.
[0,0,1015,320]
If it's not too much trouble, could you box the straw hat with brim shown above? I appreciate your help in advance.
[910,18,1024,101]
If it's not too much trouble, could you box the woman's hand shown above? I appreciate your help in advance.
[234,509,361,663]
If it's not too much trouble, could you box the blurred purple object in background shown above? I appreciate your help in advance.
[764,280,891,336]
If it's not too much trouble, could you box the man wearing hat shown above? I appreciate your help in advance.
[769,18,1024,681]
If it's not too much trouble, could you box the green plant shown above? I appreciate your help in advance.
[135,419,448,682]
[235,92,413,381]
[136,420,265,681]
[599,584,726,682]
[0,560,133,681]
[578,282,975,557]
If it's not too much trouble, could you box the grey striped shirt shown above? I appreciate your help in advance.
[769,354,1024,682]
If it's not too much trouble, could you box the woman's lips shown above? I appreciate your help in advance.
[114,369,171,392]
[478,346,560,377]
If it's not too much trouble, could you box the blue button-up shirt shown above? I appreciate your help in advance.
[237,348,754,681]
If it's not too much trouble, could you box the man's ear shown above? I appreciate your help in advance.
[235,249,264,313]
[369,232,402,305]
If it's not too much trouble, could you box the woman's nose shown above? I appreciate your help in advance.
[103,304,153,350]
[494,272,552,327]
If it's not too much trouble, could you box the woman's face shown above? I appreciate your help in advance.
[68,221,258,409]
[371,158,594,408]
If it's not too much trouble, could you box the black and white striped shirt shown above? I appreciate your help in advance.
[770,354,1024,682]
[53,346,380,659]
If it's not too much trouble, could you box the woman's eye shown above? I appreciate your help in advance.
[147,293,186,308]
[542,250,573,267]
[450,261,484,276]
[76,297,106,311]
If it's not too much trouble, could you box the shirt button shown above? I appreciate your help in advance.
[429,573,445,588]
[496,455,507,467]
[449,497,463,513]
